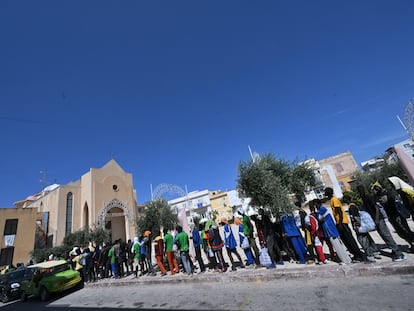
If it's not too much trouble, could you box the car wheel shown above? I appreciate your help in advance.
[39,287,49,302]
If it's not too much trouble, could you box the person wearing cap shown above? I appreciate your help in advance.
[142,231,155,276]
[234,217,255,266]
[154,234,167,276]
[388,176,414,220]
[208,223,227,272]
[221,217,245,271]
[371,181,414,254]
[357,184,406,262]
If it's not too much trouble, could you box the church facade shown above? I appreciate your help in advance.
[24,159,139,247]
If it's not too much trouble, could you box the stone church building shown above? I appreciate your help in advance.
[21,159,140,248]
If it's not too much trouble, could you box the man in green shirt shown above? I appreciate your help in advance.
[163,229,179,275]
[108,242,119,279]
[175,225,192,275]
[239,208,260,265]
[131,237,141,278]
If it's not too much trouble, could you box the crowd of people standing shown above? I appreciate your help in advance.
[62,178,414,281]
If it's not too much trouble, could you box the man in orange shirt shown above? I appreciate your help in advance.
[325,187,364,262]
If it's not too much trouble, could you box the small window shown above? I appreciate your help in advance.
[4,219,18,235]
[0,247,14,266]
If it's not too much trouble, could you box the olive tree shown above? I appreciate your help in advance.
[237,153,315,215]
[136,198,178,238]
[351,162,406,194]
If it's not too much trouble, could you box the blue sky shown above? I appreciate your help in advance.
[1,1,413,207]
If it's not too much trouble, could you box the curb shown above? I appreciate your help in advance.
[85,260,414,288]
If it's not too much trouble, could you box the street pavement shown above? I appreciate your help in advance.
[87,219,414,287]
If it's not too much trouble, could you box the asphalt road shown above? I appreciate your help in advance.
[1,273,413,311]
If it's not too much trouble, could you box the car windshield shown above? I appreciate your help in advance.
[37,263,69,275]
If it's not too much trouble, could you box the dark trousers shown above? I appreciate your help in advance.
[337,223,364,259]
[194,245,206,272]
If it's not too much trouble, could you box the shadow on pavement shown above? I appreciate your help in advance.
[1,302,238,311]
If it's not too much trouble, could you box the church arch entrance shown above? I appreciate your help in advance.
[97,199,133,243]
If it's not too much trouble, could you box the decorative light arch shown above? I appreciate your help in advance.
[152,183,186,200]
[97,198,133,226]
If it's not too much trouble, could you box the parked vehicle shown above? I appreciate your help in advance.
[0,268,32,303]
[20,260,82,302]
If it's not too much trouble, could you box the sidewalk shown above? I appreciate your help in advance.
[87,219,414,287]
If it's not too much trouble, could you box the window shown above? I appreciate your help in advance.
[4,219,18,235]
[334,162,344,173]
[0,247,14,266]
[65,192,73,236]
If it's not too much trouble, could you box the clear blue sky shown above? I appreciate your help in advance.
[1,1,413,207]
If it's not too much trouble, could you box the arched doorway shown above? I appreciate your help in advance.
[97,199,133,243]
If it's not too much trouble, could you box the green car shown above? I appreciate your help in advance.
[20,260,83,301]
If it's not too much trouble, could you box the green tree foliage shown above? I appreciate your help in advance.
[136,198,178,238]
[31,225,110,263]
[237,153,315,215]
[351,162,406,194]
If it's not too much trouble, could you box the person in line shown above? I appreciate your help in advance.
[138,235,148,275]
[357,184,406,262]
[343,195,378,263]
[388,176,414,220]
[142,231,155,276]
[108,242,119,279]
[258,208,284,267]
[298,206,317,264]
[325,187,364,263]
[175,225,193,275]
[72,247,85,283]
[131,237,141,278]
[281,213,308,264]
[314,199,351,264]
[238,208,261,265]
[163,228,179,275]
[380,179,414,252]
[192,223,206,273]
[154,234,167,276]
[221,217,245,271]
[209,223,228,272]
[307,201,328,264]
[234,216,255,267]
[250,211,266,248]
[203,220,219,270]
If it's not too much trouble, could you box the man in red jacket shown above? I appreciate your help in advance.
[154,234,167,276]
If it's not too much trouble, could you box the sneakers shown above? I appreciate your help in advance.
[276,260,285,265]
[268,263,276,269]
[393,255,406,262]
[366,256,376,263]
[374,254,382,259]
